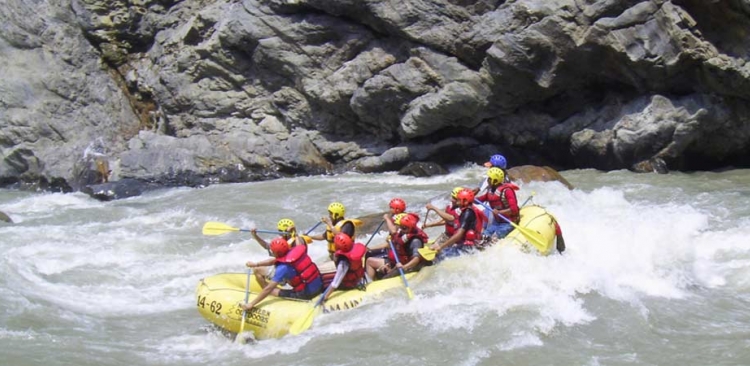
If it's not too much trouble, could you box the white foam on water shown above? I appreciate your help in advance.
[3,168,750,365]
[0,328,38,340]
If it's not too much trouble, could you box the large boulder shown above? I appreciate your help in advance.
[508,165,574,189]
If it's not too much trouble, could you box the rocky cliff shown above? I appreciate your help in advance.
[2,0,749,191]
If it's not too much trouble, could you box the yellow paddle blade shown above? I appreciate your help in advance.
[202,221,240,236]
[417,247,436,261]
[289,305,321,335]
[406,287,414,300]
[300,235,313,244]
[511,223,548,253]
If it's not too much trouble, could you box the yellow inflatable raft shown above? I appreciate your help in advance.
[195,269,429,340]
[501,205,558,255]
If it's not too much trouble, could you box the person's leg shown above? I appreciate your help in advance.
[366,257,385,281]
[253,269,269,288]
[494,223,513,239]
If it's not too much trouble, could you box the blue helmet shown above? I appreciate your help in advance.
[489,154,507,169]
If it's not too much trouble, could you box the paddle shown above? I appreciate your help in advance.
[202,221,284,236]
[304,221,323,235]
[289,286,333,335]
[364,220,385,247]
[235,269,253,344]
[520,191,536,207]
[387,240,414,300]
[473,199,547,252]
[417,246,436,261]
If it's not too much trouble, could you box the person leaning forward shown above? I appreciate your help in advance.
[430,189,486,260]
[424,186,464,248]
[241,237,323,311]
[249,218,308,280]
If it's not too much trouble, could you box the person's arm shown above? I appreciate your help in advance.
[431,229,465,251]
[495,188,519,219]
[395,239,422,271]
[383,214,397,235]
[241,260,279,310]
[308,216,332,241]
[423,219,446,229]
[246,257,276,268]
[426,203,456,222]
[324,260,350,301]
[250,229,269,250]
[242,280,278,310]
[430,209,474,251]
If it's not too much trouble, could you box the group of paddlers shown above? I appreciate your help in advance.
[239,154,565,311]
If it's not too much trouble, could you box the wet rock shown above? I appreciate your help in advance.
[0,211,12,223]
[398,162,448,177]
[632,157,669,174]
[508,165,574,189]
[81,179,152,201]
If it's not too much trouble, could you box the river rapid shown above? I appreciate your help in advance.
[1,166,749,366]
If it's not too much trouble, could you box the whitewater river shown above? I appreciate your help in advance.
[1,166,749,365]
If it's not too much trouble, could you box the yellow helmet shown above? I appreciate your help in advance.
[328,202,346,220]
[393,213,407,226]
[277,218,295,232]
[451,186,464,199]
[488,167,505,186]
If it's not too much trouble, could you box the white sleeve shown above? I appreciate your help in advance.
[330,260,350,288]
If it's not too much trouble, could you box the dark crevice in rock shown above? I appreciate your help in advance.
[675,0,750,59]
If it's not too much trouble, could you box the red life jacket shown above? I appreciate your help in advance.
[275,245,321,292]
[444,204,460,236]
[334,243,366,289]
[463,205,486,246]
[388,228,429,264]
[479,184,520,223]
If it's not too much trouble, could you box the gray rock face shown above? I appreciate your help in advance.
[3,0,750,192]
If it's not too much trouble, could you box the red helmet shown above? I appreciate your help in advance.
[398,213,418,229]
[389,198,406,214]
[456,189,475,207]
[334,232,353,252]
[269,237,290,257]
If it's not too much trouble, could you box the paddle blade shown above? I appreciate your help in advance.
[417,247,436,261]
[406,287,414,300]
[518,226,548,253]
[235,313,248,344]
[202,221,240,236]
[290,306,321,335]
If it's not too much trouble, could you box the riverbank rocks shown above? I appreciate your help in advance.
[2,0,750,192]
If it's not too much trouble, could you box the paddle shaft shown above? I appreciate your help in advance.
[387,239,414,299]
[364,220,386,247]
[304,221,323,235]
[520,192,535,207]
[235,269,252,343]
[474,199,546,250]
[289,285,333,335]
